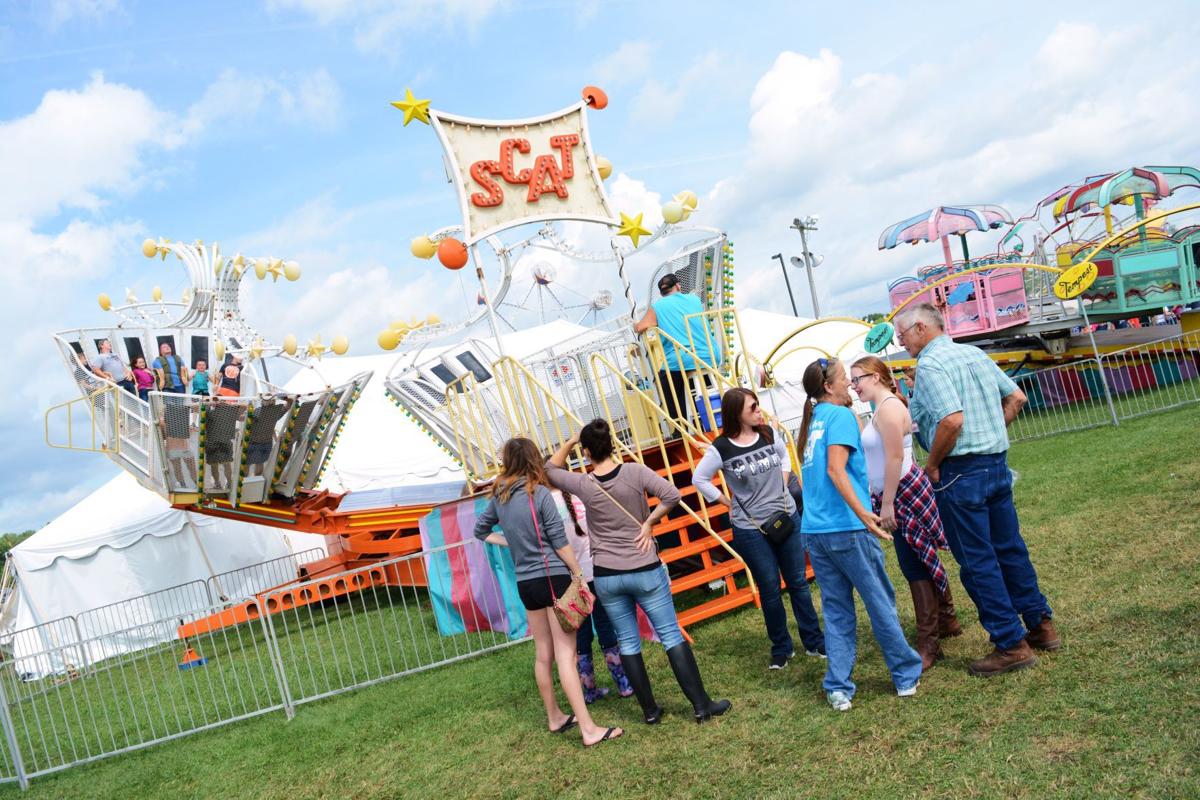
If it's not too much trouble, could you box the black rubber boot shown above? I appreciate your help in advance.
[619,652,664,724]
[665,643,731,723]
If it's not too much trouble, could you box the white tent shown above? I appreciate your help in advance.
[3,472,323,676]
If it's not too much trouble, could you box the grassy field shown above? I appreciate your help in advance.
[2,405,1197,799]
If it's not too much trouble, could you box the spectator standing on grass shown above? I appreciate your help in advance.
[561,494,634,703]
[152,342,188,394]
[472,437,622,747]
[796,357,922,712]
[896,302,1060,678]
[850,355,962,670]
[547,419,731,725]
[692,387,826,670]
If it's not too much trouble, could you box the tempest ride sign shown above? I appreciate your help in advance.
[431,103,616,245]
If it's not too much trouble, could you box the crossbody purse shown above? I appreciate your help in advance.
[731,480,795,546]
[528,492,593,633]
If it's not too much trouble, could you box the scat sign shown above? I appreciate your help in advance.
[864,321,894,353]
[1054,261,1098,300]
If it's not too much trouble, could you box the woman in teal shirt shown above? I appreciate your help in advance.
[797,358,922,712]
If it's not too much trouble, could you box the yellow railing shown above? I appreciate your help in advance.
[44,386,118,454]
[442,351,756,596]
[642,307,803,475]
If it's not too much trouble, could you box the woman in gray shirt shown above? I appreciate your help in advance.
[473,437,622,747]
[548,419,730,725]
[693,388,826,670]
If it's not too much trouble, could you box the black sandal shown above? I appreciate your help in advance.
[551,714,577,734]
[584,727,623,747]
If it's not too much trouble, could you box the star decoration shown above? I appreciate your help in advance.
[616,212,652,248]
[267,258,285,282]
[390,88,431,126]
[306,336,327,360]
[159,238,171,261]
[248,338,265,361]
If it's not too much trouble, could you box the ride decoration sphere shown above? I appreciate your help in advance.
[438,237,469,270]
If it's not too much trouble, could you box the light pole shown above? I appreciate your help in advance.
[771,253,799,316]
[790,215,822,318]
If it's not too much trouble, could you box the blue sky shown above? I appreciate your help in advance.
[2,0,1198,531]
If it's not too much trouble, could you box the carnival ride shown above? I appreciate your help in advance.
[43,86,812,644]
[876,166,1200,352]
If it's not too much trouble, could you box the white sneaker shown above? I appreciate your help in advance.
[896,681,919,698]
[827,691,852,712]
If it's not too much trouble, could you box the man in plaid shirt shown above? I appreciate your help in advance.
[898,303,1060,677]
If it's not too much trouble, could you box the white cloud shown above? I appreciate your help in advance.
[704,21,1200,319]
[180,68,343,137]
[266,0,506,54]
[592,41,653,87]
[629,52,722,128]
[0,73,171,223]
[44,0,122,29]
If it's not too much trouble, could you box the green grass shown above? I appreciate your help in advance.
[3,406,1198,799]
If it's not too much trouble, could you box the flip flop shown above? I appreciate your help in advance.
[551,714,577,734]
[584,727,623,747]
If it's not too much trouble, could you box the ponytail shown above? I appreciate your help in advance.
[795,358,840,455]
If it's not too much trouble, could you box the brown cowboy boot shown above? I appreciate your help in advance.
[909,580,942,670]
[1025,615,1062,651]
[937,586,963,638]
[968,640,1038,677]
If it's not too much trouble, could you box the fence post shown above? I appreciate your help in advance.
[258,600,295,721]
[1094,353,1120,427]
[0,671,29,791]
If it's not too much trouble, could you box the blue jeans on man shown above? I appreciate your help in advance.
[934,452,1051,650]
[594,564,685,654]
[731,511,824,659]
[806,531,922,697]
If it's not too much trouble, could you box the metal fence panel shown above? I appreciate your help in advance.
[207,547,325,603]
[0,600,284,782]
[264,539,529,709]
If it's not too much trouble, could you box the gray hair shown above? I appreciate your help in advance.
[895,302,944,331]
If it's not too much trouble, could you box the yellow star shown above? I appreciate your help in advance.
[267,258,285,282]
[390,88,431,126]
[306,336,327,360]
[248,338,264,361]
[616,212,652,248]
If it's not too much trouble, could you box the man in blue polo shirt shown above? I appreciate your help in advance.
[898,302,1059,678]
[634,273,720,425]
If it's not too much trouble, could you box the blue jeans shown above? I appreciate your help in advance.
[806,531,922,697]
[934,452,1051,650]
[594,564,685,654]
[732,512,824,658]
[575,581,619,654]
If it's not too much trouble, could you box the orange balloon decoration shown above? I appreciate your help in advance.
[437,237,469,270]
[582,86,608,110]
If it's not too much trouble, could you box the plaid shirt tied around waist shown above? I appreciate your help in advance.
[872,464,949,594]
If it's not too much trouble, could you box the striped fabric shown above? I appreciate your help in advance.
[420,496,528,639]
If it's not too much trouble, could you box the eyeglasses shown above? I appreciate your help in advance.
[818,358,829,369]
[749,403,759,412]
[849,374,874,387]
[894,322,919,343]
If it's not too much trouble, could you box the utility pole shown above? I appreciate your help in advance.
[772,253,799,316]
[790,216,822,318]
